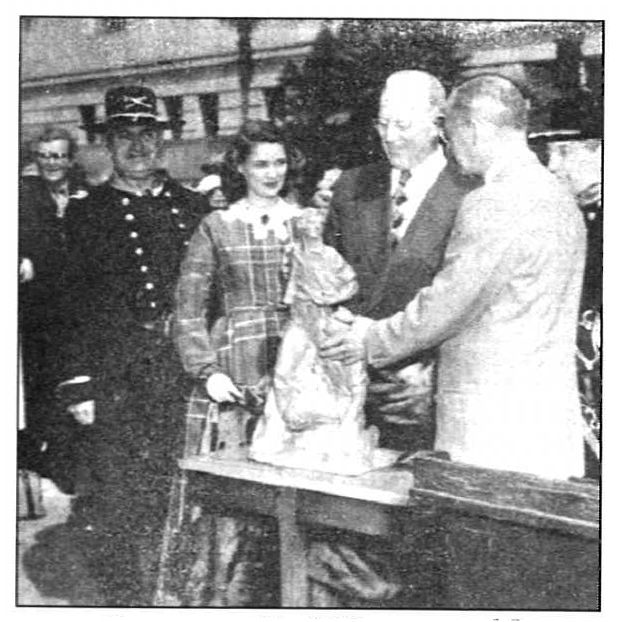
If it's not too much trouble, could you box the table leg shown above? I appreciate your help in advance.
[276,487,309,607]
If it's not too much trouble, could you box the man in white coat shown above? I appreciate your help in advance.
[321,75,586,480]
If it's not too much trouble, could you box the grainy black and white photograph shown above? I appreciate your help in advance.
[16,13,602,612]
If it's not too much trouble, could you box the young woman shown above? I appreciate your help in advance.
[170,120,303,606]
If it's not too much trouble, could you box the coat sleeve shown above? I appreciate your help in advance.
[323,169,353,253]
[54,200,99,402]
[174,217,222,379]
[365,189,520,369]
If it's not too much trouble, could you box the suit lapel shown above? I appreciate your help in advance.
[367,165,456,311]
[354,162,391,275]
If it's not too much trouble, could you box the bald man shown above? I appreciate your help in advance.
[324,70,478,452]
[323,75,587,480]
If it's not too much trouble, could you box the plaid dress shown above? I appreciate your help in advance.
[175,197,300,455]
[167,198,299,606]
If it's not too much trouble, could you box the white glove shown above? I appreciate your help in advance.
[19,258,34,283]
[68,400,95,425]
[206,373,243,403]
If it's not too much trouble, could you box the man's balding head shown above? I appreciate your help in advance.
[378,70,446,170]
[445,76,529,176]
[381,70,446,115]
[447,75,528,132]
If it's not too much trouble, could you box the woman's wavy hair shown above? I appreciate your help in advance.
[221,119,305,204]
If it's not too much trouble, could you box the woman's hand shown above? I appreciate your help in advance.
[206,373,243,403]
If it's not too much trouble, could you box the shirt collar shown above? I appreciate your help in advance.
[391,148,446,191]
[110,171,166,197]
[484,148,536,184]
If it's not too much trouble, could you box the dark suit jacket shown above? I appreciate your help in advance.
[324,157,479,321]
[19,174,93,338]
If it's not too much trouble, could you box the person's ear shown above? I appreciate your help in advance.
[434,113,446,143]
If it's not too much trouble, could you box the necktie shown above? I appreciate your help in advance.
[52,187,69,218]
[391,169,411,232]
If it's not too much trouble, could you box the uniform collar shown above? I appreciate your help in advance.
[109,170,168,197]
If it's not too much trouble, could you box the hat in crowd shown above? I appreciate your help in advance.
[92,85,171,132]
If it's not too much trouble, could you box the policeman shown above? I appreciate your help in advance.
[58,85,205,605]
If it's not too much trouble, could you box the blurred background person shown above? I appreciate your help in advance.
[547,135,602,478]
[18,126,90,496]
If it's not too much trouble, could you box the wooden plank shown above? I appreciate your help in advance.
[185,471,279,517]
[298,491,408,537]
[409,487,598,539]
[276,488,309,607]
[408,454,599,524]
[180,451,414,507]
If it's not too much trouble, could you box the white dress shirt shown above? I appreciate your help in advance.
[390,148,447,240]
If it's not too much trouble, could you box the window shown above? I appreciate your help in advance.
[199,93,219,136]
[163,96,184,141]
[101,18,127,33]
[79,104,97,144]
[263,86,285,122]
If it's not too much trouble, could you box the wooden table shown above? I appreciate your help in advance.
[175,449,415,606]
[157,451,600,609]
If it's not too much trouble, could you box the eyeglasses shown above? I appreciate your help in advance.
[36,152,70,161]
[373,118,414,134]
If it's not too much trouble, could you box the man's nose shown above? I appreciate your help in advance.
[547,154,560,174]
[128,137,148,154]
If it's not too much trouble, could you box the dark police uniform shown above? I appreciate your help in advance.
[60,171,205,604]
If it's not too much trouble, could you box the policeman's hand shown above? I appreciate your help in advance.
[206,373,243,403]
[366,380,433,422]
[68,400,95,425]
[19,258,34,283]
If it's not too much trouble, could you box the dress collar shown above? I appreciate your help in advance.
[222,197,302,241]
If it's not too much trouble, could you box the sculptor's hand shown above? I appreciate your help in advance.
[206,373,243,403]
[320,316,374,366]
[366,381,433,421]
[366,361,435,422]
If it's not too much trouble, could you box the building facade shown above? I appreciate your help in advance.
[20,18,602,183]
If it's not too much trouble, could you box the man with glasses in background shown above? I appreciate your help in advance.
[19,127,90,498]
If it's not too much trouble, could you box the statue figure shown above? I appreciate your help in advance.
[250,207,386,475]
